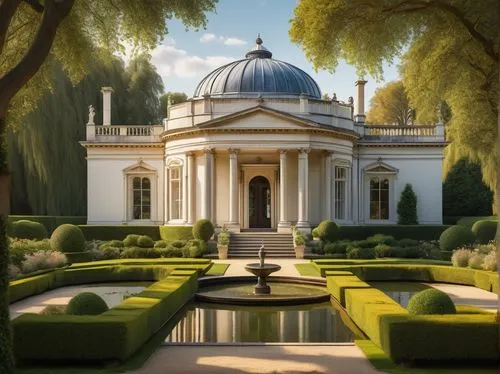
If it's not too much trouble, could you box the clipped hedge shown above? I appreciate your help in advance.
[64,252,93,264]
[407,289,456,315]
[338,225,450,241]
[192,220,214,241]
[471,220,498,244]
[13,272,198,361]
[66,292,109,315]
[10,220,48,240]
[79,226,161,241]
[159,226,193,241]
[329,274,499,362]
[8,216,87,234]
[439,225,476,251]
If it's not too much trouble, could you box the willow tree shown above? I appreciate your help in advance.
[290,0,499,317]
[366,81,414,126]
[0,1,217,371]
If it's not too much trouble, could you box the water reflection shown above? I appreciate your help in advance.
[369,282,429,307]
[166,302,354,343]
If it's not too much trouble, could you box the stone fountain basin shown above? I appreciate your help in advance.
[196,276,330,305]
[244,263,281,277]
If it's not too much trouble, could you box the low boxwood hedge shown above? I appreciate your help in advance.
[64,252,93,264]
[8,216,87,234]
[328,273,499,362]
[79,226,161,241]
[159,226,193,241]
[338,225,450,241]
[13,272,198,361]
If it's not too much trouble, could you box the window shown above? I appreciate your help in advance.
[370,177,389,220]
[169,166,182,220]
[133,177,151,220]
[334,166,347,220]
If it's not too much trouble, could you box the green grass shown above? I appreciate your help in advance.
[204,263,229,276]
[356,340,499,374]
[294,262,321,277]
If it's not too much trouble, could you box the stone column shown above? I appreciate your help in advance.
[200,148,213,220]
[227,149,240,231]
[101,87,113,126]
[278,149,291,232]
[296,148,310,231]
[186,152,196,224]
[324,151,333,220]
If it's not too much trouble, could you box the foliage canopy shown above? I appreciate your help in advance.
[366,81,414,126]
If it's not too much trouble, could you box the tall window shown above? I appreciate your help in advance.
[169,166,182,220]
[334,166,347,220]
[133,177,151,220]
[370,177,389,220]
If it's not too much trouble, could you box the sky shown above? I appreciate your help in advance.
[144,0,400,107]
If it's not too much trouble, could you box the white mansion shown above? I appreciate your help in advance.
[82,37,445,232]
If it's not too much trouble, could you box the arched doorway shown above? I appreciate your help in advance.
[249,176,271,228]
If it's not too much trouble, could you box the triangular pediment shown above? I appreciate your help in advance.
[123,159,157,173]
[364,161,398,173]
[197,106,320,131]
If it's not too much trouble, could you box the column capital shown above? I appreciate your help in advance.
[228,148,240,155]
[202,148,215,155]
[186,151,195,157]
[323,150,334,156]
[298,147,311,154]
[279,149,288,155]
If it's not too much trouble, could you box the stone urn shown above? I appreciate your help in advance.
[217,244,228,260]
[294,245,305,259]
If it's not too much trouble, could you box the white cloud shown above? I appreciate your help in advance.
[199,32,247,46]
[151,44,235,79]
[224,37,247,46]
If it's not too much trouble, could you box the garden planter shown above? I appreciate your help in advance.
[294,245,305,259]
[217,245,228,260]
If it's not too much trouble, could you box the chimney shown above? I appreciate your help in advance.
[354,80,367,123]
[101,87,114,126]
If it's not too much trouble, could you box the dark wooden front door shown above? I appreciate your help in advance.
[249,176,271,228]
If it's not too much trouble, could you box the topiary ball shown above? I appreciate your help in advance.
[316,220,339,242]
[192,219,214,241]
[471,220,497,244]
[137,235,154,248]
[66,292,108,315]
[439,225,476,251]
[407,288,456,315]
[50,224,85,253]
[11,220,48,240]
[123,234,140,247]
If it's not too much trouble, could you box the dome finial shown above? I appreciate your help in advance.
[256,34,262,45]
[246,34,272,59]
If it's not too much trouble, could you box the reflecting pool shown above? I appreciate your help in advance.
[165,302,354,343]
[369,282,429,307]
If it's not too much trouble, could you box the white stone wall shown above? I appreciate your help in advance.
[357,147,443,224]
[87,148,164,224]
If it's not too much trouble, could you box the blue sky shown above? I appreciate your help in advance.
[148,0,400,107]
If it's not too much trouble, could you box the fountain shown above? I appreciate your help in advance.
[244,244,281,294]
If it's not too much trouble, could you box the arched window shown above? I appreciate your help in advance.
[370,177,389,220]
[133,177,151,220]
[169,165,183,220]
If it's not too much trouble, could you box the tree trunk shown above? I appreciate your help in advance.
[0,114,14,373]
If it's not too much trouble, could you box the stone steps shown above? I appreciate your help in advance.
[228,232,295,258]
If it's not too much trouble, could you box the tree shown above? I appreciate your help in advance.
[366,81,414,126]
[443,158,493,217]
[290,0,499,318]
[0,1,217,371]
[9,54,164,216]
[397,184,418,225]
[159,91,188,118]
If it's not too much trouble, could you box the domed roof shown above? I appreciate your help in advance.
[193,36,321,99]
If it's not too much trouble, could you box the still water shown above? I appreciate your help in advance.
[369,282,429,307]
[165,302,354,343]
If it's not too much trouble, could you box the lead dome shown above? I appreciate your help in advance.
[193,36,321,99]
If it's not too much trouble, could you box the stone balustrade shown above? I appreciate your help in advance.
[356,124,445,142]
[86,125,163,142]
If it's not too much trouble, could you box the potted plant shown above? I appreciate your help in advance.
[217,229,230,260]
[293,230,306,259]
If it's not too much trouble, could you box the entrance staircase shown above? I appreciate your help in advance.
[227,232,295,258]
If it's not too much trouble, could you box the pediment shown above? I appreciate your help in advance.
[197,106,320,131]
[123,159,157,173]
[364,161,398,174]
